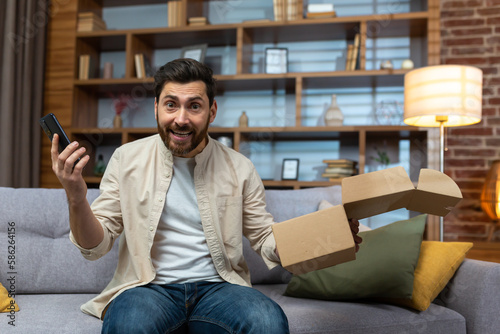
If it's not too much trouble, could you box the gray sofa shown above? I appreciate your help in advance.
[1,186,499,333]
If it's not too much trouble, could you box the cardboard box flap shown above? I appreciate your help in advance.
[341,166,415,219]
[272,205,356,275]
[407,169,463,216]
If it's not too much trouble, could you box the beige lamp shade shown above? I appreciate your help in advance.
[481,160,500,221]
[404,65,482,127]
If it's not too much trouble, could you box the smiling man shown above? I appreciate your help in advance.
[51,58,296,334]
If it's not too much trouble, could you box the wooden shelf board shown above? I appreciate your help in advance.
[263,180,340,189]
[74,70,411,93]
[101,0,166,7]
[75,11,430,46]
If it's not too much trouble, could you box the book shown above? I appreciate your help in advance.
[307,3,334,13]
[350,33,360,71]
[273,0,285,22]
[345,44,354,71]
[324,167,358,174]
[168,1,182,27]
[188,17,208,26]
[134,54,145,79]
[323,159,357,165]
[306,11,336,19]
[286,0,298,21]
[78,54,95,80]
[345,34,360,71]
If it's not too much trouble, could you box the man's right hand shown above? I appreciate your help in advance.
[50,134,104,249]
[50,133,90,203]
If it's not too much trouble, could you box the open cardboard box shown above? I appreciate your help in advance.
[272,167,463,275]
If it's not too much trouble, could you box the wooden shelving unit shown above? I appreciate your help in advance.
[41,0,439,192]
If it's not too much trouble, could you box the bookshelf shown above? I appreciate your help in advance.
[41,0,440,192]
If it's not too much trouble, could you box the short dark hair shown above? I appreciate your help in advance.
[153,58,217,106]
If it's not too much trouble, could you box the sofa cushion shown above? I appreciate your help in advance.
[285,215,426,300]
[385,241,473,311]
[0,294,102,333]
[256,284,466,334]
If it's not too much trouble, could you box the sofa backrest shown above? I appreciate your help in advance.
[0,185,342,293]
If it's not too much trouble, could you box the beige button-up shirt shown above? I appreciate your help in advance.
[70,135,280,319]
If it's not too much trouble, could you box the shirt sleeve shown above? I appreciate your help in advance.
[70,148,124,261]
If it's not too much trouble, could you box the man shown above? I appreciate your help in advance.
[52,58,361,334]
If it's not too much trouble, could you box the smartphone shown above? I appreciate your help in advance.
[39,113,81,164]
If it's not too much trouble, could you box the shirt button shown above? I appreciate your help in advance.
[158,198,163,202]
[149,226,154,232]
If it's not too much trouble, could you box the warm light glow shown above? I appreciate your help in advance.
[481,160,500,221]
[404,65,483,127]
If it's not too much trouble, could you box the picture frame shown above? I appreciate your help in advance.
[281,159,299,180]
[180,44,208,63]
[265,48,288,74]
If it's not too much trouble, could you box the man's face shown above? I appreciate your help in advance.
[155,81,217,158]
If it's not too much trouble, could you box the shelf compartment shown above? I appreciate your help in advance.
[134,27,238,49]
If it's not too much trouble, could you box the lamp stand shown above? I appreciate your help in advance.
[437,116,447,242]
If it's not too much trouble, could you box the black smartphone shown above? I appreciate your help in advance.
[39,113,73,153]
[39,113,81,165]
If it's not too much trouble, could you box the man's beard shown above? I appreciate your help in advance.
[157,117,210,157]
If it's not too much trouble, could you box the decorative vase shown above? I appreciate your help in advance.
[324,94,343,126]
[401,59,414,70]
[113,114,122,128]
[239,111,248,127]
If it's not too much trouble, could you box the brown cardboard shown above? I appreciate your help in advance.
[342,167,463,219]
[272,205,356,275]
[272,167,462,275]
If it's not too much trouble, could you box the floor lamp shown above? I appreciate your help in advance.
[403,65,483,242]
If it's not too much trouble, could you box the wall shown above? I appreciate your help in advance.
[441,0,500,241]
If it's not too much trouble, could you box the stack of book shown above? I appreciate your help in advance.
[345,33,360,71]
[77,12,106,32]
[305,3,336,19]
[188,17,208,26]
[321,159,358,181]
[168,1,182,27]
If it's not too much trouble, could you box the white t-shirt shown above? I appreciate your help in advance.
[151,156,223,284]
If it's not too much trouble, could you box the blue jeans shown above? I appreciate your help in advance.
[101,281,289,334]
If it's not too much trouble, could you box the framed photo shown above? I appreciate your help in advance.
[265,48,288,74]
[181,44,208,63]
[281,159,299,180]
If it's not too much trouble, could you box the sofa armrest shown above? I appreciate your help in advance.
[435,259,500,334]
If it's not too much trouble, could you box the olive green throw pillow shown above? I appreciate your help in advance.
[285,214,427,301]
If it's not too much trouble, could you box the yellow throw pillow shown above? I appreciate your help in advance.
[0,283,19,313]
[389,241,473,311]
